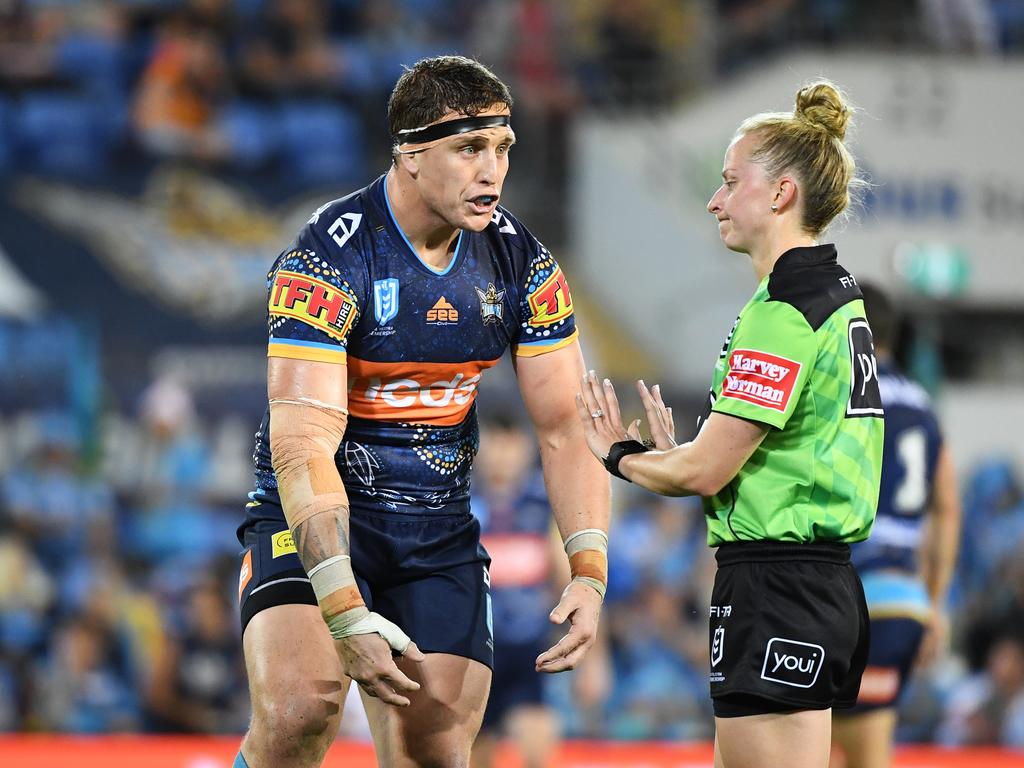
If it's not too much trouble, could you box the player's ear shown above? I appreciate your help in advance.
[396,151,421,178]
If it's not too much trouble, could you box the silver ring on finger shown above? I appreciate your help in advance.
[591,410,604,418]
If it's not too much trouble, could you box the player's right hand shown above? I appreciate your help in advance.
[335,614,425,706]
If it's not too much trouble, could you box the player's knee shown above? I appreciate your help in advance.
[249,687,341,760]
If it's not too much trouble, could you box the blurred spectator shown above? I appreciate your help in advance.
[920,0,999,54]
[31,615,140,733]
[145,578,247,733]
[939,634,1024,746]
[0,533,55,727]
[236,0,347,99]
[132,12,232,162]
[0,2,65,91]
[131,376,209,504]
[1,410,115,576]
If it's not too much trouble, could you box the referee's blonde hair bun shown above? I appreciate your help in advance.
[795,81,852,141]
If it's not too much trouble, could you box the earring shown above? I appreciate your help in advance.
[770,205,778,212]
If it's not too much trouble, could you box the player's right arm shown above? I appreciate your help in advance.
[268,356,424,705]
[916,444,962,667]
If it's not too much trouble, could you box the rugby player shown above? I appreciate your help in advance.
[233,56,610,768]
[576,81,884,768]
[831,283,962,768]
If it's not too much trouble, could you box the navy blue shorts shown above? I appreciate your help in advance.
[847,616,925,712]
[238,508,494,668]
[481,638,547,730]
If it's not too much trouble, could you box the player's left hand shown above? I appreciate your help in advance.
[576,370,631,462]
[535,579,602,674]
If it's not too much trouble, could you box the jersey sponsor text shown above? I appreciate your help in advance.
[721,348,802,412]
[269,270,357,342]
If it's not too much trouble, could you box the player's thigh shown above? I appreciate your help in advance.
[831,708,897,768]
[244,603,350,730]
[361,652,491,767]
[715,708,832,768]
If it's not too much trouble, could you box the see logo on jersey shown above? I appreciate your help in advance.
[527,267,572,327]
[427,296,459,325]
[721,348,802,412]
[269,270,357,342]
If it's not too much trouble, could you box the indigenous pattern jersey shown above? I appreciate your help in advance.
[473,472,553,644]
[244,174,577,528]
[851,363,943,620]
[700,245,884,546]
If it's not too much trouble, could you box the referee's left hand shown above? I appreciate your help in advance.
[535,580,602,674]
[576,370,630,461]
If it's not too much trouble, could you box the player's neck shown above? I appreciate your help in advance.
[750,230,818,281]
[386,169,460,272]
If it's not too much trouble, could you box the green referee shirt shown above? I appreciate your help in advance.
[702,244,884,546]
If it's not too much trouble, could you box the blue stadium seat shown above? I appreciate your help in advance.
[56,35,129,98]
[14,94,114,178]
[219,102,283,168]
[279,101,364,185]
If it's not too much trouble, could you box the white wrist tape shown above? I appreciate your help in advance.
[326,609,412,654]
[309,555,355,601]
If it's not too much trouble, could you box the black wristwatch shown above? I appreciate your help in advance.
[603,440,650,481]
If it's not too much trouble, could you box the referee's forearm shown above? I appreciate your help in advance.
[619,444,708,497]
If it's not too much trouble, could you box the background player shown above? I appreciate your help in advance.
[830,283,963,768]
[575,81,882,768]
[234,56,610,768]
[469,414,611,768]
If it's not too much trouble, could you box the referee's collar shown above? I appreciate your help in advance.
[772,244,837,273]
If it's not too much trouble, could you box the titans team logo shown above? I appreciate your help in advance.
[475,283,505,324]
[374,278,399,325]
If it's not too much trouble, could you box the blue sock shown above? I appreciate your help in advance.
[233,751,250,768]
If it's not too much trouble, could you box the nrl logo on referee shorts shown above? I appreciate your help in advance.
[760,638,825,688]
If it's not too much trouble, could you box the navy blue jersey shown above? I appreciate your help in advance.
[242,174,578,534]
[852,362,943,575]
[473,470,553,645]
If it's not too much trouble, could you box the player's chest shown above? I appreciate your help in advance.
[351,247,519,361]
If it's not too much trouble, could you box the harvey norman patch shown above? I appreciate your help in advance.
[721,348,802,413]
[269,269,357,342]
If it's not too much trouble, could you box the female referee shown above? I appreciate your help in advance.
[576,81,883,768]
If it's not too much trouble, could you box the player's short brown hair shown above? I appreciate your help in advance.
[387,55,513,141]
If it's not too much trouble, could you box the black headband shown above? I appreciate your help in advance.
[393,114,511,146]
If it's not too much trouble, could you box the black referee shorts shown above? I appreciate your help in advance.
[708,541,869,718]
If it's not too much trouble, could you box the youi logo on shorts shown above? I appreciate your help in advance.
[760,638,825,688]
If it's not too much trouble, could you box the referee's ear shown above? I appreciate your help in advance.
[773,176,799,214]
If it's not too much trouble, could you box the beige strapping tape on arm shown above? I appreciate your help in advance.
[269,398,350,529]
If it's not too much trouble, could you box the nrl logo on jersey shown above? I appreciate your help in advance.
[374,278,399,325]
[475,283,505,324]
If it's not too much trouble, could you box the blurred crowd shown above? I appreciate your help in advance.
[0,0,1022,185]
[1,382,1024,745]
